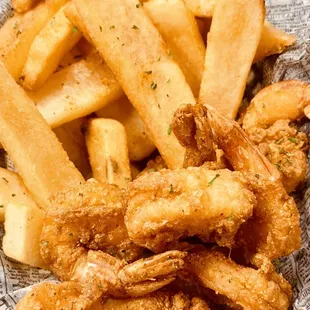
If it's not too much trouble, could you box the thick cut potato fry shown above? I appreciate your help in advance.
[0,168,36,222]
[85,118,131,188]
[22,5,82,91]
[12,0,40,13]
[75,0,197,169]
[96,96,156,162]
[57,45,83,69]
[0,61,84,209]
[64,2,93,44]
[254,21,296,62]
[54,118,91,178]
[0,0,68,80]
[184,5,295,62]
[28,52,124,128]
[144,0,205,97]
[199,0,265,119]
[184,0,216,18]
[3,203,46,268]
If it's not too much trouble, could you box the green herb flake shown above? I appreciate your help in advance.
[208,174,220,186]
[147,168,156,173]
[11,194,16,197]
[227,214,233,221]
[72,26,78,33]
[158,56,161,61]
[145,70,152,74]
[169,184,173,193]
[275,162,282,171]
[275,138,284,144]
[69,233,73,237]
[167,79,170,83]
[151,81,157,90]
[262,103,266,108]
[110,25,115,30]
[0,205,4,208]
[132,25,139,29]
[125,177,131,181]
[136,2,143,8]
[2,177,8,183]
[288,137,298,144]
[255,174,260,179]
[278,148,286,154]
[274,259,281,268]
[42,241,49,247]
[13,22,18,29]
[167,124,172,135]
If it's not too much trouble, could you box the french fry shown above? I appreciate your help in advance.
[199,0,265,119]
[0,168,37,222]
[182,4,295,62]
[54,118,91,179]
[12,0,40,13]
[183,0,216,18]
[85,118,131,188]
[0,0,68,80]
[254,21,296,62]
[64,2,93,44]
[96,96,156,162]
[28,52,124,128]
[0,61,84,209]
[22,5,82,90]
[3,203,46,268]
[144,0,205,96]
[57,45,84,69]
[74,0,197,169]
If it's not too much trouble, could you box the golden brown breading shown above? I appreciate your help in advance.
[246,119,308,192]
[126,168,255,252]
[15,281,99,310]
[185,249,292,310]
[41,180,142,281]
[97,291,210,310]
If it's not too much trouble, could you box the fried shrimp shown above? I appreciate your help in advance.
[185,249,292,310]
[96,291,210,310]
[15,281,99,310]
[174,104,301,265]
[126,168,255,252]
[16,283,210,310]
[242,80,310,192]
[40,180,186,297]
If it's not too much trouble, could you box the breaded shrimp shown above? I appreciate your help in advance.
[126,168,255,252]
[185,249,292,310]
[16,283,210,310]
[96,291,210,310]
[15,281,100,310]
[242,81,310,192]
[174,104,301,265]
[40,180,186,297]
[41,180,142,280]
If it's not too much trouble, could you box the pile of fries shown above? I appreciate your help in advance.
[0,0,304,309]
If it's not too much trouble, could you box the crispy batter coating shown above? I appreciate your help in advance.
[235,173,301,266]
[183,104,301,264]
[41,180,142,281]
[15,281,99,310]
[126,168,255,252]
[97,291,210,310]
[139,156,168,177]
[185,249,292,310]
[242,80,310,192]
[246,119,308,192]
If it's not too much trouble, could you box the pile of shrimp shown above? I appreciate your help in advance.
[16,80,310,310]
